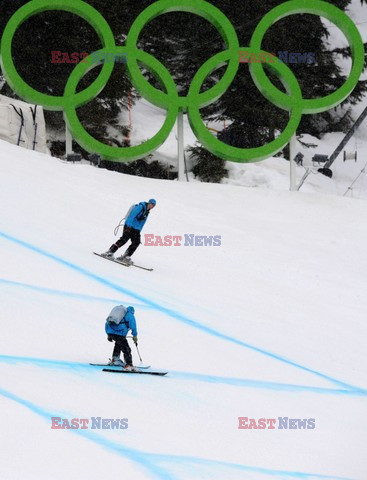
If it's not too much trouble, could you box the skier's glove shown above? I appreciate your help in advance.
[107,335,113,342]
[133,336,138,345]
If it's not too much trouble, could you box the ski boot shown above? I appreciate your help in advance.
[124,364,139,372]
[101,250,114,258]
[108,357,124,366]
[116,255,134,266]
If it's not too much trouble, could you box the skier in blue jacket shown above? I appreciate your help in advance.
[102,199,156,265]
[106,306,138,369]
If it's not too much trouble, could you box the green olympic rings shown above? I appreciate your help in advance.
[64,47,179,161]
[250,0,365,114]
[125,0,240,111]
[188,48,303,162]
[0,0,116,110]
[0,0,364,163]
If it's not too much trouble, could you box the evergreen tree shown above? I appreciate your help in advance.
[189,145,228,183]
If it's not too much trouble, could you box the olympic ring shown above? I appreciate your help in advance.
[0,0,364,163]
[188,48,303,162]
[249,0,365,115]
[64,47,179,160]
[125,0,240,111]
[0,0,116,110]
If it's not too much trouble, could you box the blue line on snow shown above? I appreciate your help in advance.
[1,354,366,397]
[146,453,354,480]
[0,278,150,309]
[0,231,363,393]
[0,387,353,480]
[0,387,176,480]
[170,371,367,396]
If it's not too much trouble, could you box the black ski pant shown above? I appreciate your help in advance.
[109,334,133,365]
[110,226,141,257]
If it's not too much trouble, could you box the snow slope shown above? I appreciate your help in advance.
[1,138,367,480]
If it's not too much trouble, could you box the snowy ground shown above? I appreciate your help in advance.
[127,96,367,200]
[1,135,367,479]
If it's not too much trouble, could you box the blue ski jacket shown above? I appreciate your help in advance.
[105,306,137,337]
[125,202,150,231]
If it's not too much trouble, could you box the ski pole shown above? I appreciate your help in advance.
[135,343,143,363]
[127,336,143,362]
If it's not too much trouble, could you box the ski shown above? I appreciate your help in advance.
[103,368,167,376]
[93,252,153,271]
[90,363,151,369]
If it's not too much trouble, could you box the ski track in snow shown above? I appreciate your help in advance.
[1,229,365,396]
[0,386,354,480]
[0,354,365,397]
[0,278,151,309]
